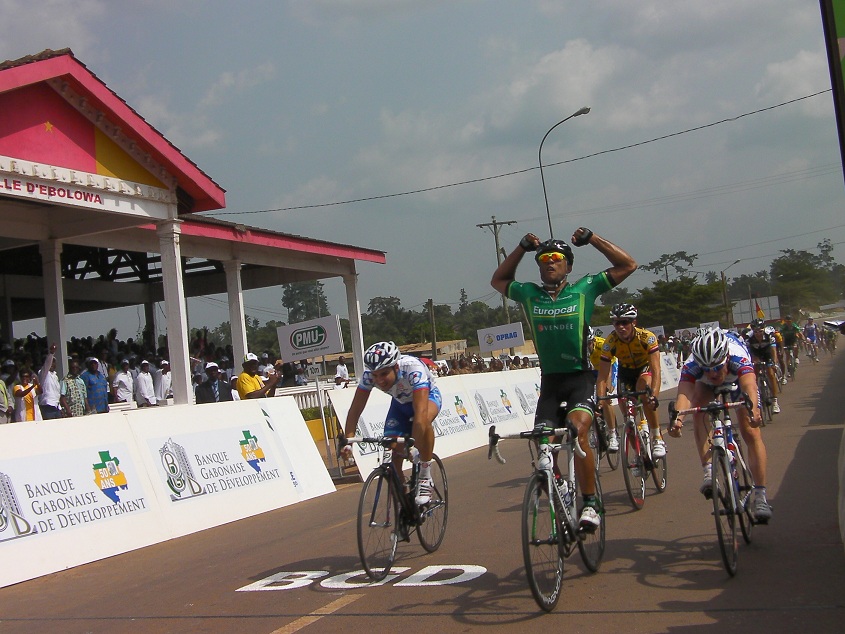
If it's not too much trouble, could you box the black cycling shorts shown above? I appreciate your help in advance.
[534,371,596,426]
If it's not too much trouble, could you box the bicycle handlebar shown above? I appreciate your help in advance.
[616,386,659,409]
[668,397,751,422]
[340,435,415,449]
[487,424,587,465]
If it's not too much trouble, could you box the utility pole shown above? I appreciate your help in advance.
[428,298,437,361]
[478,215,517,358]
[477,215,516,325]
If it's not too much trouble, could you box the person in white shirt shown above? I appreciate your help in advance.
[38,343,64,419]
[134,360,157,407]
[335,356,350,382]
[154,359,173,405]
[112,359,134,404]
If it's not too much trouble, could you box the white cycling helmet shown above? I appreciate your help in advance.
[691,328,729,367]
[363,341,401,371]
[610,303,638,321]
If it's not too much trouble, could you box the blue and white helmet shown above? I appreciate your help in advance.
[363,341,401,371]
[691,328,729,367]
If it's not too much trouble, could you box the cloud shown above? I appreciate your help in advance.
[199,63,276,109]
[756,50,831,117]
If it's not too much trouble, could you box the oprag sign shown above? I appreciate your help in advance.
[277,315,344,360]
[477,322,525,354]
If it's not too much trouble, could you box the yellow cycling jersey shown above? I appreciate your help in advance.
[590,336,616,370]
[773,331,783,346]
[601,327,659,370]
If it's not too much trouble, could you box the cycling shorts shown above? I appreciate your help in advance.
[383,386,442,436]
[534,371,596,426]
[617,365,652,392]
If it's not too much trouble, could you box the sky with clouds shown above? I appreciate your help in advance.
[3,0,844,338]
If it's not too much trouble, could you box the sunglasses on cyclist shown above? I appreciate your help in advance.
[613,320,633,326]
[701,361,726,373]
[536,251,567,264]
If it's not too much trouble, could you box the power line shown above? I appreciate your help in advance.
[213,90,832,216]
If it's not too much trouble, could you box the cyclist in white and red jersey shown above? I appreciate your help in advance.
[670,328,772,523]
[491,226,637,531]
[340,341,442,505]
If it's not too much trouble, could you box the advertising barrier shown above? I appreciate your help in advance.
[0,397,334,588]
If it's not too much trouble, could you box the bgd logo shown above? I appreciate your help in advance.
[290,325,327,351]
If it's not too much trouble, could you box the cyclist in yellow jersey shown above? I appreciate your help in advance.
[597,303,665,457]
[588,329,618,450]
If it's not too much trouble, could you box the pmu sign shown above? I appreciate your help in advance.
[277,315,344,360]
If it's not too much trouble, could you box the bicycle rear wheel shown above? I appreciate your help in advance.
[577,469,605,572]
[622,424,645,510]
[357,469,399,581]
[522,472,564,612]
[417,454,449,552]
[712,451,738,576]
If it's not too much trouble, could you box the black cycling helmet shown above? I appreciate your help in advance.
[751,318,765,329]
[610,303,638,321]
[535,239,574,265]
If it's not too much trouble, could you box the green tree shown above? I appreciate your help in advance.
[636,278,722,332]
[770,245,840,315]
[282,281,330,324]
[599,285,637,307]
[727,271,771,302]
[641,252,698,281]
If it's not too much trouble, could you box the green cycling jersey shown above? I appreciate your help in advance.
[507,272,613,374]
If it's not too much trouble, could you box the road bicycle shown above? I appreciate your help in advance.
[753,361,775,424]
[591,397,620,471]
[782,344,798,381]
[488,422,605,611]
[669,386,757,576]
[344,435,448,580]
[617,387,667,510]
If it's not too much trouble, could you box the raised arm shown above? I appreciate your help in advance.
[491,233,540,295]
[572,228,637,286]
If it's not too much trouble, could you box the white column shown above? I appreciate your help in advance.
[157,218,191,404]
[343,271,365,378]
[39,240,68,377]
[223,260,248,365]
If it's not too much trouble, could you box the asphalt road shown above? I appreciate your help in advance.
[0,351,843,633]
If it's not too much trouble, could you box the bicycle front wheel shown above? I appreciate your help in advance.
[736,446,755,544]
[522,472,564,612]
[577,469,605,572]
[758,376,772,424]
[712,451,738,576]
[651,449,668,493]
[417,454,449,552]
[357,469,399,581]
[622,424,645,510]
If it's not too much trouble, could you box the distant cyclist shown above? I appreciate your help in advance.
[491,227,638,531]
[803,317,820,362]
[340,341,441,505]
[597,303,665,458]
[743,319,781,414]
[778,315,803,376]
[670,328,772,523]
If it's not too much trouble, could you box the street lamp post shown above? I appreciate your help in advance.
[539,107,590,238]
[720,259,741,327]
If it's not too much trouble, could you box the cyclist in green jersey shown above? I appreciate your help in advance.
[491,227,637,530]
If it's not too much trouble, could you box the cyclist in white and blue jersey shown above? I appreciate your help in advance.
[670,328,772,522]
[341,341,442,505]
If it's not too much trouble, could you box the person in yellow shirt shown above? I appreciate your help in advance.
[236,352,281,399]
[13,369,43,422]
